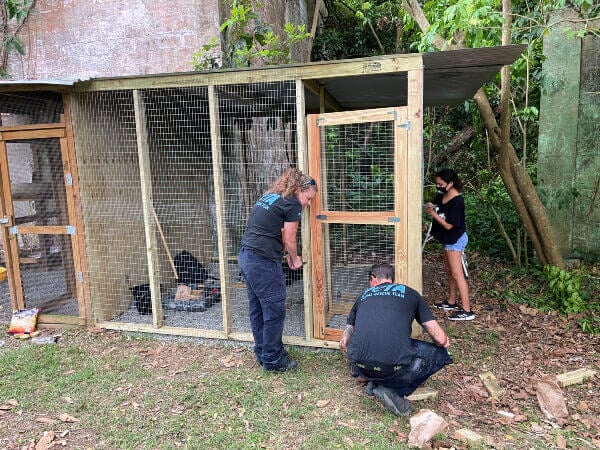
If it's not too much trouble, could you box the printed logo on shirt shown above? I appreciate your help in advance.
[256,193,281,210]
[362,283,406,300]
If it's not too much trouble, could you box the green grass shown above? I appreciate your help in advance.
[1,324,598,449]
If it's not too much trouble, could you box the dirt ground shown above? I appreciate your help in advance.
[1,253,599,449]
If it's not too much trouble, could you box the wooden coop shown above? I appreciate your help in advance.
[0,45,524,347]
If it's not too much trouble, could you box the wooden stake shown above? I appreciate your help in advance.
[152,206,178,280]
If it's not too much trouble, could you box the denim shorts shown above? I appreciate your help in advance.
[444,232,468,251]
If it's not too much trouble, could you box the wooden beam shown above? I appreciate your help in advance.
[133,90,163,328]
[394,107,409,284]
[314,211,398,225]
[0,123,66,132]
[407,69,424,293]
[76,54,424,92]
[303,80,342,112]
[12,225,73,234]
[0,128,65,140]
[296,79,315,341]
[313,108,399,126]
[308,114,325,339]
[63,92,92,326]
[208,84,233,336]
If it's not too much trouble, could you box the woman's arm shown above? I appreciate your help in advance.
[283,221,302,269]
[425,204,454,231]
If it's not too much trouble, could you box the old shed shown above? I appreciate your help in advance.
[0,45,524,346]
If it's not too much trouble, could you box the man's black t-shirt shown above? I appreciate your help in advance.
[431,194,466,245]
[346,283,435,366]
[240,193,302,262]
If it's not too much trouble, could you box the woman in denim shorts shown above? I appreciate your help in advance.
[424,169,474,321]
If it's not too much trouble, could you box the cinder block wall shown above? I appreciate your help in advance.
[538,10,600,259]
[7,0,313,80]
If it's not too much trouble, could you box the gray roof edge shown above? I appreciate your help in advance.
[422,44,527,69]
[0,79,76,92]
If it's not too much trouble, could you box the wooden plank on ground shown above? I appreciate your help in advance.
[479,371,506,398]
[407,387,438,401]
[556,368,597,387]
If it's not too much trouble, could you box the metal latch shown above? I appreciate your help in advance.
[66,226,76,235]
[398,121,411,130]
[316,214,327,220]
[9,226,18,235]
[387,217,401,223]
[0,217,9,224]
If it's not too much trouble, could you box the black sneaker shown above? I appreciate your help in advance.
[372,385,411,416]
[365,381,377,397]
[433,300,459,310]
[263,353,299,372]
[448,309,475,321]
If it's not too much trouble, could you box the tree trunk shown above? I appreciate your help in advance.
[401,0,564,268]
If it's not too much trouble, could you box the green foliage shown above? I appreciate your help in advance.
[1,0,33,79]
[497,264,600,334]
[311,0,411,60]
[191,0,310,70]
[542,265,586,313]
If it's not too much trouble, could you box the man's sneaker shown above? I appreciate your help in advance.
[372,385,411,416]
[448,309,475,321]
[365,381,377,397]
[263,353,299,372]
[434,300,459,310]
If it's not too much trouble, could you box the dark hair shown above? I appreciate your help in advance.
[436,168,463,191]
[370,262,394,282]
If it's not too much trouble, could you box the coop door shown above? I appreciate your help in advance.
[307,108,409,341]
[0,125,81,319]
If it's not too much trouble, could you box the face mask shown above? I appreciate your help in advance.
[437,186,447,195]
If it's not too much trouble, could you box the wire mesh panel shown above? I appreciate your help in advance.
[73,80,303,336]
[217,81,305,337]
[3,138,77,315]
[74,88,222,329]
[323,223,395,329]
[309,109,404,340]
[322,122,395,212]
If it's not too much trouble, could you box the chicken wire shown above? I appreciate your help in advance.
[0,135,78,317]
[71,81,305,336]
[315,119,397,329]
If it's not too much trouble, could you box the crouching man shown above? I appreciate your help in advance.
[340,262,452,416]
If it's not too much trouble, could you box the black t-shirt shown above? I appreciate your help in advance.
[431,194,466,245]
[346,282,435,366]
[240,193,302,262]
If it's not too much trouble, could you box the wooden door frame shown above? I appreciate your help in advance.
[307,107,411,341]
[0,97,90,327]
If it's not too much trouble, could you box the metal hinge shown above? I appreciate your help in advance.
[77,271,84,283]
[398,120,411,130]
[65,173,73,186]
[0,217,9,224]
[66,226,76,235]
[316,214,327,220]
[387,217,401,223]
[9,226,18,235]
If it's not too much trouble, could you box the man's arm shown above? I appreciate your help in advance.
[422,319,450,349]
[339,324,353,353]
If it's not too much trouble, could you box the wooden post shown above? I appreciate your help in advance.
[133,90,163,327]
[208,85,232,335]
[296,79,313,341]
